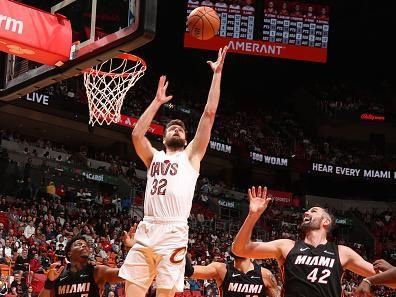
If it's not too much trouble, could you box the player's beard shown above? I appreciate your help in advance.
[300,218,322,233]
[165,137,186,150]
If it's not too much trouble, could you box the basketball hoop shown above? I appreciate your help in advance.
[83,53,147,126]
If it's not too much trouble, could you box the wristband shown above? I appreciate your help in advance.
[362,278,372,287]
[185,254,194,277]
[44,279,56,290]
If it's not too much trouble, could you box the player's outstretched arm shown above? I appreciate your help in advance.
[132,75,173,168]
[339,245,376,278]
[232,186,292,261]
[261,268,281,297]
[94,265,124,285]
[187,46,228,167]
[192,263,223,282]
[185,254,223,284]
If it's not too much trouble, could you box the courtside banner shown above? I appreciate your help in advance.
[311,162,396,180]
[184,35,327,63]
[0,0,72,65]
[250,152,289,167]
[209,140,232,154]
[117,115,164,136]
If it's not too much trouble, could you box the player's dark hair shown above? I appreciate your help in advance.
[324,208,336,233]
[65,235,88,261]
[164,119,186,136]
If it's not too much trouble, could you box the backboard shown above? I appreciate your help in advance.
[0,0,157,101]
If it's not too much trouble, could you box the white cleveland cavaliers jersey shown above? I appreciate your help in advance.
[144,150,199,220]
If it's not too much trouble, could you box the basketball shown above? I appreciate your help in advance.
[187,6,220,41]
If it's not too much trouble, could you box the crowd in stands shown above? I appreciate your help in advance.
[0,143,395,296]
[313,80,386,120]
[25,73,395,171]
[353,208,396,263]
[0,129,140,184]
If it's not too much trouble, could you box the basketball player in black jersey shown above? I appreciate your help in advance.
[232,186,378,297]
[39,227,136,297]
[185,252,279,297]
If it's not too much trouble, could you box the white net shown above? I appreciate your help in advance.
[83,54,146,126]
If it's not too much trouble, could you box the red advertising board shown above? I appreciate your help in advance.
[185,35,327,63]
[0,0,72,65]
[117,115,164,136]
[267,189,293,205]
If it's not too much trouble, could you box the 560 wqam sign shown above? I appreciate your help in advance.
[250,152,288,167]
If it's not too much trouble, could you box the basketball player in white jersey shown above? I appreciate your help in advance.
[119,46,228,297]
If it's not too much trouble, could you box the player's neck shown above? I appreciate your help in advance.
[304,230,327,247]
[234,260,253,273]
[70,261,87,272]
[165,147,184,155]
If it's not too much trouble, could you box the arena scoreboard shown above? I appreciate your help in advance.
[184,0,330,63]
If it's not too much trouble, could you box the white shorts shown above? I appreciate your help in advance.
[119,217,189,292]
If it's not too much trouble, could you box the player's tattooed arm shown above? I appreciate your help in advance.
[262,268,281,297]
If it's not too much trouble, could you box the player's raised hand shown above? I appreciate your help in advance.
[155,75,173,104]
[247,186,271,217]
[207,46,228,74]
[47,262,65,281]
[122,223,137,248]
[373,259,394,272]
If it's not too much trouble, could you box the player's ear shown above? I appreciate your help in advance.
[322,216,331,228]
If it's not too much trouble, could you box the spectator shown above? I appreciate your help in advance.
[0,196,7,211]
[188,279,202,292]
[46,182,56,198]
[55,185,66,199]
[23,158,32,183]
[10,271,28,297]
[0,277,7,297]
[26,286,37,297]
[14,250,30,272]
[3,239,12,263]
[23,221,35,239]
[29,254,42,273]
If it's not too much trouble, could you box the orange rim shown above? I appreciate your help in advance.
[82,53,146,78]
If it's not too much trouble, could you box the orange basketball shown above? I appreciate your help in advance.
[187,6,220,41]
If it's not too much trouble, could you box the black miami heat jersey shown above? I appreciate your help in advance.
[282,240,343,297]
[220,262,268,297]
[55,264,100,297]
